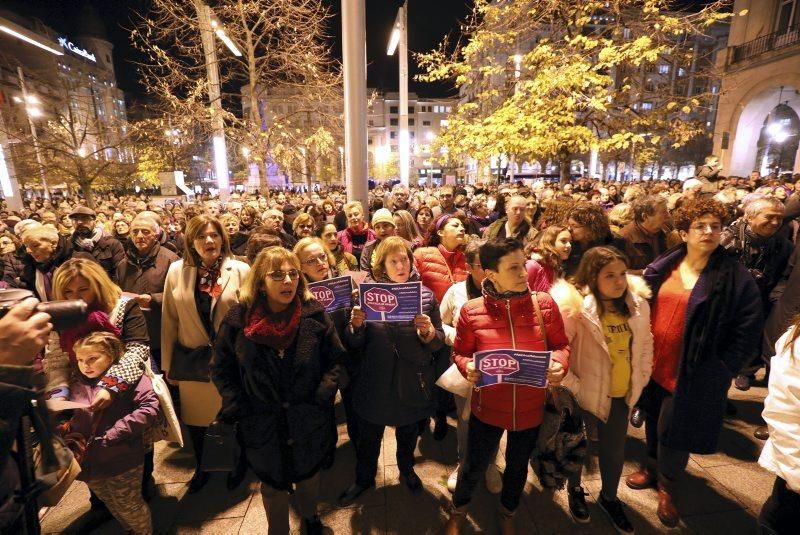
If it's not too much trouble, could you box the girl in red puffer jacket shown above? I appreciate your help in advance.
[445,238,570,535]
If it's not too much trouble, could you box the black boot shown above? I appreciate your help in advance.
[142,449,156,501]
[433,411,448,441]
[186,425,209,493]
[303,515,324,535]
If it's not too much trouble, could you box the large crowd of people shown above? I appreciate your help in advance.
[2,166,800,534]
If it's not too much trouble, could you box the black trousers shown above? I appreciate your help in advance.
[644,392,690,481]
[453,414,539,512]
[354,416,421,487]
[759,476,800,534]
[340,384,360,445]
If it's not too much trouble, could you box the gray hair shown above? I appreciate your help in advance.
[23,225,59,244]
[744,195,784,219]
[632,195,667,223]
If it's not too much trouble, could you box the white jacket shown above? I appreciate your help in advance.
[550,275,654,422]
[440,280,469,346]
[759,328,800,492]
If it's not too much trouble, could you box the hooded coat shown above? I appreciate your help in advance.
[212,299,345,490]
[549,275,654,422]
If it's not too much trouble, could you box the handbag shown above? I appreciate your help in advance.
[169,342,213,382]
[201,420,240,472]
[436,362,473,398]
[143,359,184,447]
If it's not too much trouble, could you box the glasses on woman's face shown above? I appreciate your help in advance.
[689,223,722,234]
[302,253,328,266]
[297,224,314,230]
[268,269,301,281]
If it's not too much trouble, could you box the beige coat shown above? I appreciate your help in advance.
[161,257,250,426]
[550,275,654,423]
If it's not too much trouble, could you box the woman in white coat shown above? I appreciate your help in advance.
[162,214,250,493]
[550,246,653,533]
[758,320,800,534]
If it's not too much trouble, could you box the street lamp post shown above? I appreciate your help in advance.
[341,0,369,212]
[387,1,409,187]
[17,67,49,200]
[195,2,238,202]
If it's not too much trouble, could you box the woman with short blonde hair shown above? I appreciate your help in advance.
[240,246,312,307]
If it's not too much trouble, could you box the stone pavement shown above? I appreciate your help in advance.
[41,376,774,534]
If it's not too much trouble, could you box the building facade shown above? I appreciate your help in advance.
[0,5,128,203]
[713,0,800,177]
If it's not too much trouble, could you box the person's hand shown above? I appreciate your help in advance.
[414,314,433,340]
[466,360,481,384]
[547,361,565,385]
[0,298,52,366]
[350,306,365,329]
[90,389,113,411]
[135,294,152,309]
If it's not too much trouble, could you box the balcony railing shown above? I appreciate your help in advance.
[731,22,800,64]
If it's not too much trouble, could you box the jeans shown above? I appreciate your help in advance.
[453,414,539,512]
[260,472,320,535]
[644,394,690,481]
[759,476,800,535]
[568,397,629,500]
[355,417,422,486]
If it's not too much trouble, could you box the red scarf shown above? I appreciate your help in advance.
[244,297,301,350]
[198,258,223,298]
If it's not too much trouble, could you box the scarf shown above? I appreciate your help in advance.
[482,279,530,301]
[197,257,223,298]
[73,226,104,252]
[244,296,301,351]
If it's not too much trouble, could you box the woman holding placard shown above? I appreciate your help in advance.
[338,236,446,505]
[294,237,360,451]
[549,246,653,532]
[445,237,570,535]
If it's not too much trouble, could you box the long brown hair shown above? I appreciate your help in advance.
[573,246,630,317]
[530,225,569,272]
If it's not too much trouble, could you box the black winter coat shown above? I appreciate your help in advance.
[72,234,126,282]
[345,275,446,427]
[116,244,179,350]
[641,245,763,454]
[211,299,346,489]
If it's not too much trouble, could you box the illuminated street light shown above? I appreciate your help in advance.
[26,107,42,118]
[241,146,251,158]
[77,146,86,158]
[210,17,242,56]
[768,122,789,143]
[0,24,63,56]
[387,25,401,55]
[386,1,409,186]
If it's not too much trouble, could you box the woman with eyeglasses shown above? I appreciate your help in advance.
[294,237,360,448]
[292,212,316,241]
[626,198,763,528]
[162,215,250,493]
[338,236,445,505]
[213,246,344,535]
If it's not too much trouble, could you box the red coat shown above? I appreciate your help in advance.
[454,290,570,431]
[413,245,468,303]
[526,259,556,293]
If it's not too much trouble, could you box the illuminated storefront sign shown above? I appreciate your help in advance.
[57,37,96,63]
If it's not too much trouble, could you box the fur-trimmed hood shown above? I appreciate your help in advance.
[549,274,652,319]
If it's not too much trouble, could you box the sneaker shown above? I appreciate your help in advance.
[447,467,459,493]
[598,495,634,534]
[485,464,503,494]
[568,486,590,523]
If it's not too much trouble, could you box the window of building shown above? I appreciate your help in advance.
[440,119,449,127]
[657,64,670,75]
[423,120,431,126]
[677,67,686,77]
[368,120,374,126]
[390,118,398,126]
[445,106,451,112]
[641,101,653,110]
[390,131,396,139]
[368,138,373,145]
[777,0,798,34]
[409,119,415,126]
[390,106,398,114]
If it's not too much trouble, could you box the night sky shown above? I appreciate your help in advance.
[3,0,473,105]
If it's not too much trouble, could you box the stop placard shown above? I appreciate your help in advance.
[311,286,335,308]
[363,287,398,313]
[479,353,520,376]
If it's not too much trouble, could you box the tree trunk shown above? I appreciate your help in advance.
[559,152,571,185]
[79,180,95,209]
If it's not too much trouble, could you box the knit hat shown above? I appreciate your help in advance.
[371,208,395,227]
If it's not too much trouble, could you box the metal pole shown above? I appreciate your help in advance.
[398,2,410,187]
[17,67,49,200]
[341,0,368,211]
[0,110,23,211]
[196,2,230,202]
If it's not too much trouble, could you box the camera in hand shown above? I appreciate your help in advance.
[0,288,88,331]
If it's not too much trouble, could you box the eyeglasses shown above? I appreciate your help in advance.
[689,223,722,234]
[302,253,328,266]
[268,269,301,281]
[297,224,314,229]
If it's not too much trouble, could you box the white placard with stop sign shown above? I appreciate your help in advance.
[474,349,552,389]
[359,282,422,322]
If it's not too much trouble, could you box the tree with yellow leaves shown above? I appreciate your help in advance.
[418,0,738,183]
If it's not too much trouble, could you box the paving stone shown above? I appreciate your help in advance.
[704,461,775,514]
